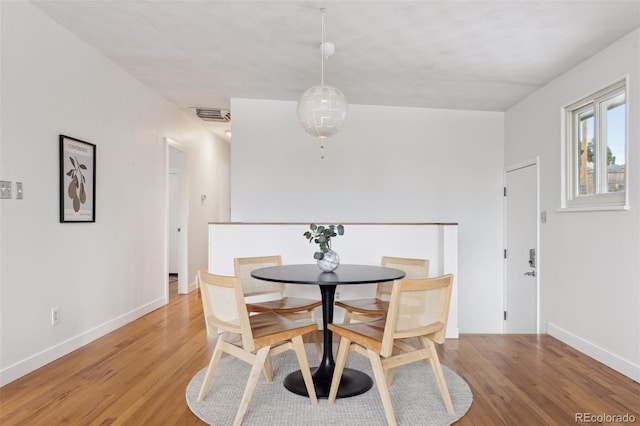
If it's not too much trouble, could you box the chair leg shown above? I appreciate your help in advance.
[342,310,353,324]
[292,335,318,404]
[368,348,397,426]
[312,332,323,362]
[197,337,226,402]
[422,338,454,415]
[385,345,401,387]
[328,337,351,403]
[263,355,273,382]
[310,310,323,361]
[233,346,271,426]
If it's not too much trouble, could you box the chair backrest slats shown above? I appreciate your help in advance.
[377,256,429,298]
[198,270,255,351]
[234,255,285,298]
[380,274,453,356]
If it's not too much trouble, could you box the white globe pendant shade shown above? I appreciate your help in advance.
[297,84,348,139]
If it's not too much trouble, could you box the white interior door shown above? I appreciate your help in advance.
[505,162,538,333]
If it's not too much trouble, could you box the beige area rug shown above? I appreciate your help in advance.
[186,344,473,425]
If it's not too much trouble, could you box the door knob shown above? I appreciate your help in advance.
[524,270,536,277]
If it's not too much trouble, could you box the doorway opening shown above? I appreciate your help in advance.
[164,138,189,302]
[169,273,179,298]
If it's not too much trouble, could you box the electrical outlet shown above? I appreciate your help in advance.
[51,307,60,326]
[335,291,340,300]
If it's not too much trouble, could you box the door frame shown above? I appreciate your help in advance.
[164,137,189,301]
[503,157,540,333]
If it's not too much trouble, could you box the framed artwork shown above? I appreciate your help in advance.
[59,135,96,222]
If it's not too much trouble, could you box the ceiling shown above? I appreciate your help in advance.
[32,0,640,136]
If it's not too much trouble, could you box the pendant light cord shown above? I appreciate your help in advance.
[321,9,326,85]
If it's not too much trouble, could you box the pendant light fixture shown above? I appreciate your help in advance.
[297,8,347,139]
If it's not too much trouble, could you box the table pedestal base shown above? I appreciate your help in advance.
[283,367,373,399]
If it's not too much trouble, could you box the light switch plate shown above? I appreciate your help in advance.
[16,182,23,199]
[0,181,11,199]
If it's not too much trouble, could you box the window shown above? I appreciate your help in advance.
[563,79,627,210]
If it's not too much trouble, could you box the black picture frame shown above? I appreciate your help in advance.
[59,135,96,223]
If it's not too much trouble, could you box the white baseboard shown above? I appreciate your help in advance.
[548,322,640,383]
[0,297,166,387]
[446,326,459,339]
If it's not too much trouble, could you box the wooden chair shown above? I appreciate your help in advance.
[328,274,455,426]
[335,256,429,323]
[197,271,318,426]
[234,255,323,357]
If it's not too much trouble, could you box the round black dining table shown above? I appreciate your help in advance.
[251,264,405,399]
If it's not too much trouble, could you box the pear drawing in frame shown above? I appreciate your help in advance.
[66,156,87,212]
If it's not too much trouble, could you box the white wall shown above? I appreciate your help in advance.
[186,130,231,288]
[230,99,504,334]
[505,29,640,381]
[0,2,230,385]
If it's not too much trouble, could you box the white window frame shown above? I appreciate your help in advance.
[561,78,628,211]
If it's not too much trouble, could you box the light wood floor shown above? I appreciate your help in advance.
[1,286,638,425]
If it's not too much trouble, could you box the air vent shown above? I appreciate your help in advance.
[190,107,231,122]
